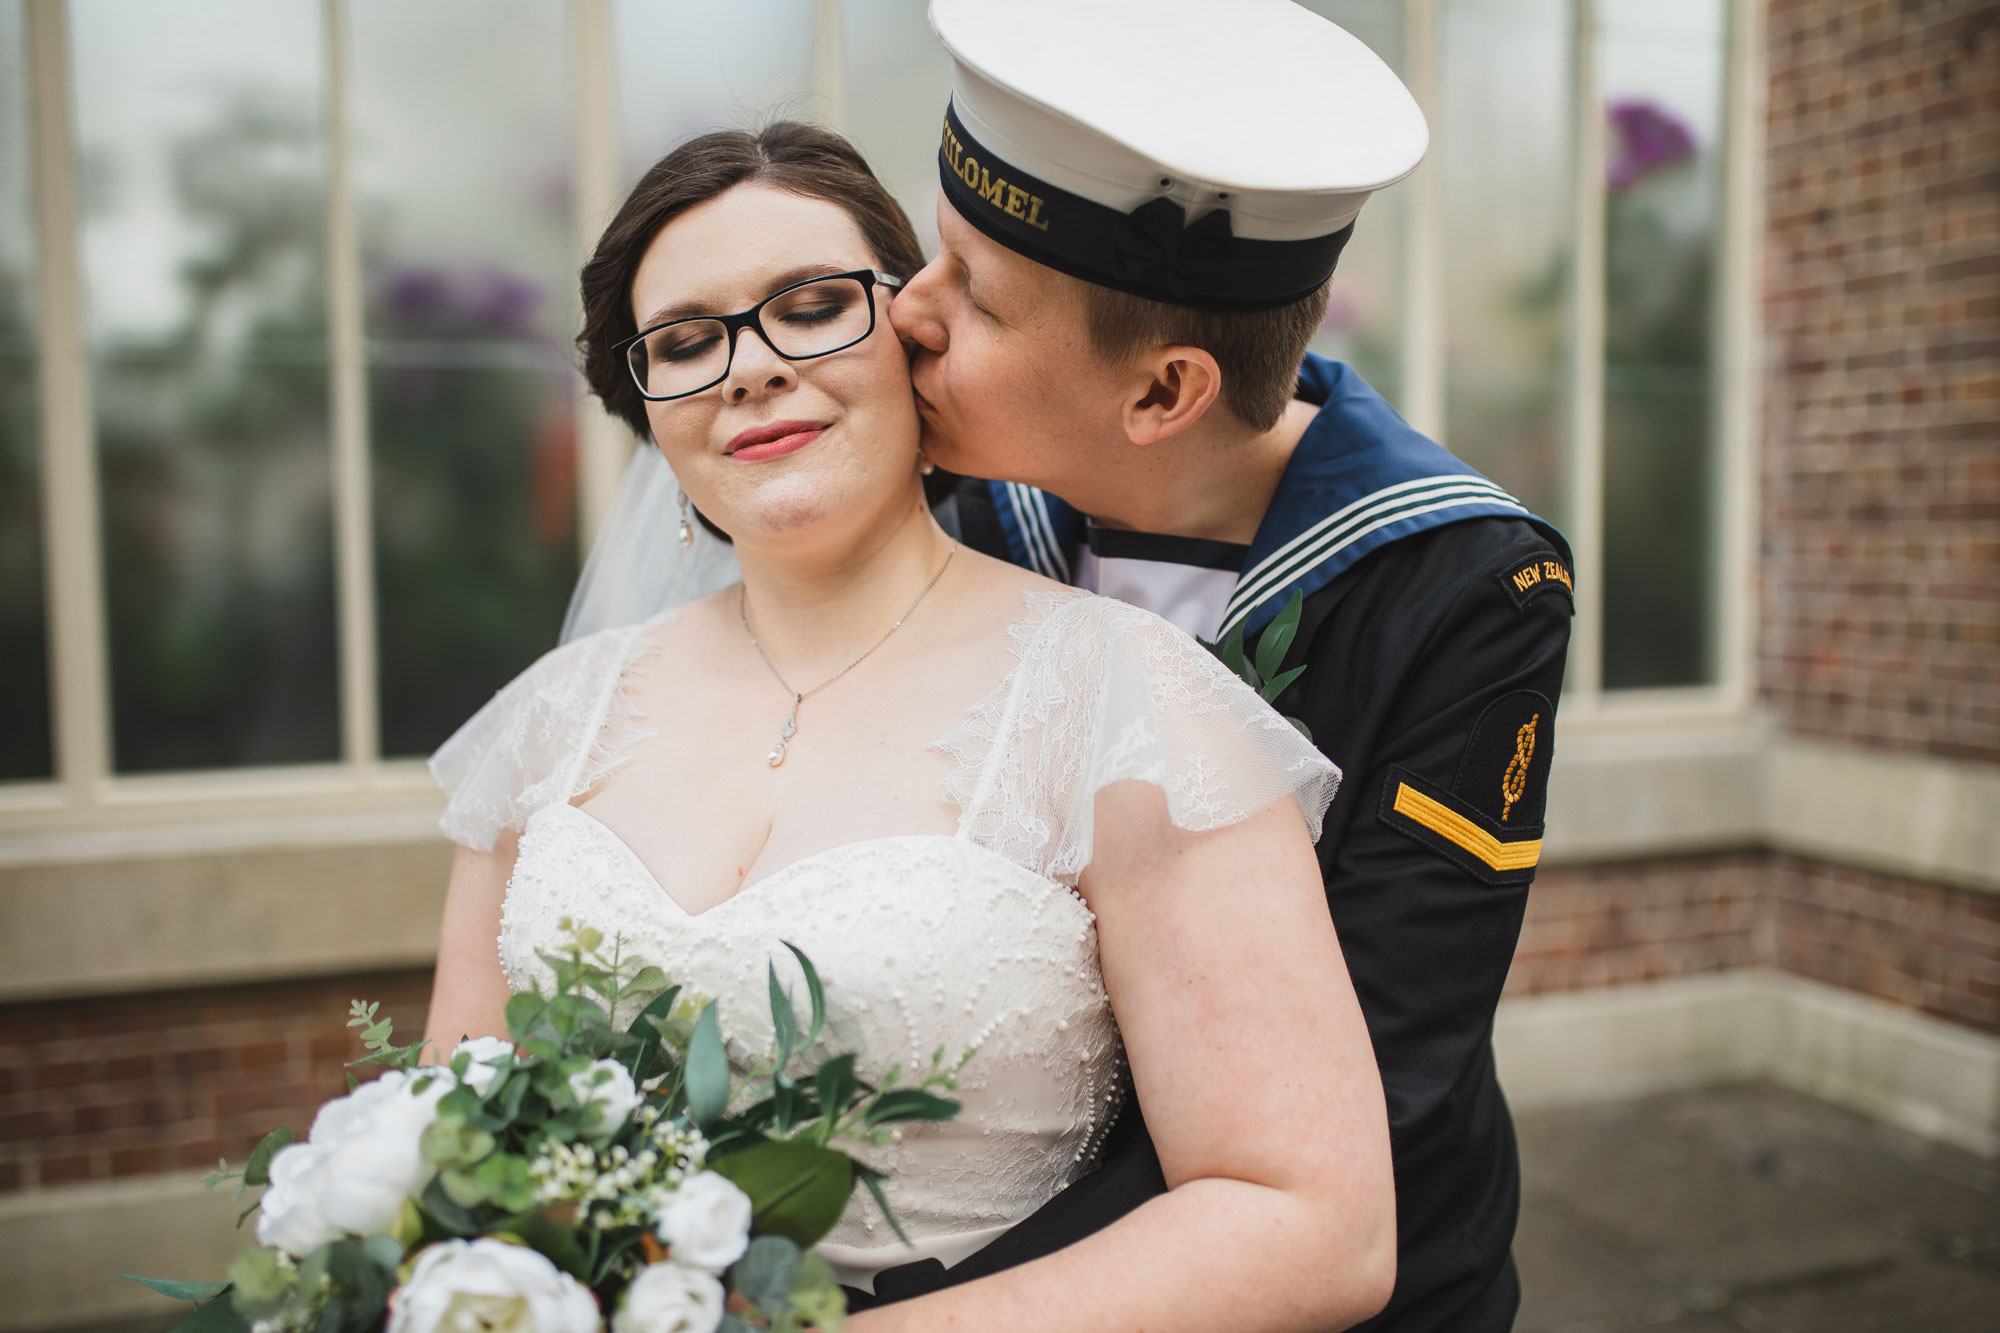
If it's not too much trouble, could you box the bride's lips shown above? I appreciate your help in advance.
[727,419,828,462]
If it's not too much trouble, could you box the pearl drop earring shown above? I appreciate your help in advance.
[677,490,695,547]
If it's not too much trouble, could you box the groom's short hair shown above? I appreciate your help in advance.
[1077,280,1330,433]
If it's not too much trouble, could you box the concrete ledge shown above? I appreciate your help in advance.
[0,730,1992,1003]
[0,840,451,1002]
[1766,738,2000,895]
[1496,969,2000,1158]
[0,1171,248,1331]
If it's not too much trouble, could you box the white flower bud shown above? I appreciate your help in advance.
[654,1171,753,1274]
[451,1035,516,1096]
[568,1059,642,1138]
[613,1261,725,1333]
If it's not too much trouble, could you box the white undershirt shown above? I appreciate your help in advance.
[1075,548,1237,642]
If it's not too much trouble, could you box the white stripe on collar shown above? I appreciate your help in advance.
[1218,476,1523,636]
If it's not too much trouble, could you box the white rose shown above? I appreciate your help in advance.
[655,1171,753,1274]
[254,1141,338,1256]
[387,1239,599,1333]
[613,1261,725,1333]
[452,1036,517,1096]
[567,1060,641,1138]
[301,1069,450,1238]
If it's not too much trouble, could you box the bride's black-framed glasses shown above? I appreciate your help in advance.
[616,268,905,402]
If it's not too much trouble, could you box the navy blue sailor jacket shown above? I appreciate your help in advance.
[885,354,1575,1332]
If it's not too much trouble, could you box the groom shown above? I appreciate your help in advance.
[886,2,1573,1328]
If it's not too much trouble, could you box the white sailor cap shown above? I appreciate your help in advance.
[929,0,1427,310]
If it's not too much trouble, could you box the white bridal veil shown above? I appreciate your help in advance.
[559,444,741,644]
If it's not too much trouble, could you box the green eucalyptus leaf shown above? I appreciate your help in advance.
[708,1139,855,1249]
[731,1234,804,1312]
[1254,591,1304,681]
[813,1054,859,1126]
[629,994,682,1088]
[787,1252,847,1331]
[240,1127,295,1188]
[862,1089,960,1126]
[417,1174,482,1236]
[503,991,546,1044]
[768,963,798,1073]
[685,1002,731,1128]
[320,1237,393,1330]
[1260,664,1307,701]
[360,1234,404,1270]
[781,942,827,1049]
[226,1244,293,1317]
[853,1163,911,1248]
[162,1295,252,1333]
[495,1209,592,1279]
[628,964,669,993]
[119,1274,230,1302]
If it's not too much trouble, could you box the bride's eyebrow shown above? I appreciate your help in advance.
[639,263,852,327]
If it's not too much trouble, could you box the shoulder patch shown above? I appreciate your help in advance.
[1497,550,1574,612]
[1379,689,1555,886]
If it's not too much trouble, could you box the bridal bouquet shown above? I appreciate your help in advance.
[127,922,962,1333]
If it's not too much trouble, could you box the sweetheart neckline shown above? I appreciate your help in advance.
[530,803,1060,921]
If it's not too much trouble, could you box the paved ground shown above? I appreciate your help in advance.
[54,1081,2000,1333]
[1514,1082,2000,1332]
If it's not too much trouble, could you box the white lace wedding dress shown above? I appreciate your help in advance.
[431,589,1337,1291]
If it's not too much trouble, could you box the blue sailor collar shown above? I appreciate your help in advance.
[989,354,1568,640]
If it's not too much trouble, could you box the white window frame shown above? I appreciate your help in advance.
[2,0,1762,857]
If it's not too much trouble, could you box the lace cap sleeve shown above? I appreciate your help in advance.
[940,592,1339,883]
[428,622,659,851]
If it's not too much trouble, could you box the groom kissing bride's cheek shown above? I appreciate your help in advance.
[421,2,1572,1331]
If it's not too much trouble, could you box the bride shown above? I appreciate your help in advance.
[421,122,1393,1330]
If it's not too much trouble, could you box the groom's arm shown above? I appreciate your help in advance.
[1284,517,1572,1329]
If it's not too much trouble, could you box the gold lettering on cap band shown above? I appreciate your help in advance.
[939,115,1050,233]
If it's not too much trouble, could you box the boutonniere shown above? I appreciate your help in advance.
[1202,591,1313,741]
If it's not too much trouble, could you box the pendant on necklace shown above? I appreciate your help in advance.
[767,695,801,767]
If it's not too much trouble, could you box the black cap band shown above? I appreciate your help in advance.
[938,100,1353,310]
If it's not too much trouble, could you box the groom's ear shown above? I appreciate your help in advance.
[1121,345,1223,448]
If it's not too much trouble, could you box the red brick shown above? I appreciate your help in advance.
[39,1152,98,1187]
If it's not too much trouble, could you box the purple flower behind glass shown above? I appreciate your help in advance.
[379,266,453,327]
[467,268,545,340]
[1606,99,1697,191]
[371,262,546,339]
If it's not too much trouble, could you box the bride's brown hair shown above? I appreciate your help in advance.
[578,121,926,441]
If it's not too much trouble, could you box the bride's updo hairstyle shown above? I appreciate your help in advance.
[578,121,926,443]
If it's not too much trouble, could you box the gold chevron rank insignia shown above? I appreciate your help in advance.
[1379,690,1555,886]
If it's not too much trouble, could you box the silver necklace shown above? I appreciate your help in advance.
[739,542,959,767]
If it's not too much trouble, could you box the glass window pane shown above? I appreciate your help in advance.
[0,0,52,781]
[841,0,951,255]
[1600,0,1724,688]
[72,0,338,773]
[615,0,818,188]
[1296,0,1407,406]
[1440,0,1573,520]
[347,0,580,758]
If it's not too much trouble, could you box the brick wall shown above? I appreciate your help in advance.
[1508,854,1773,996]
[1761,0,2000,763]
[1511,853,2000,1036]
[2,852,1989,1201]
[0,970,430,1194]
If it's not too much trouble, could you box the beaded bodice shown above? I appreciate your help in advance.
[501,817,1123,1285]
